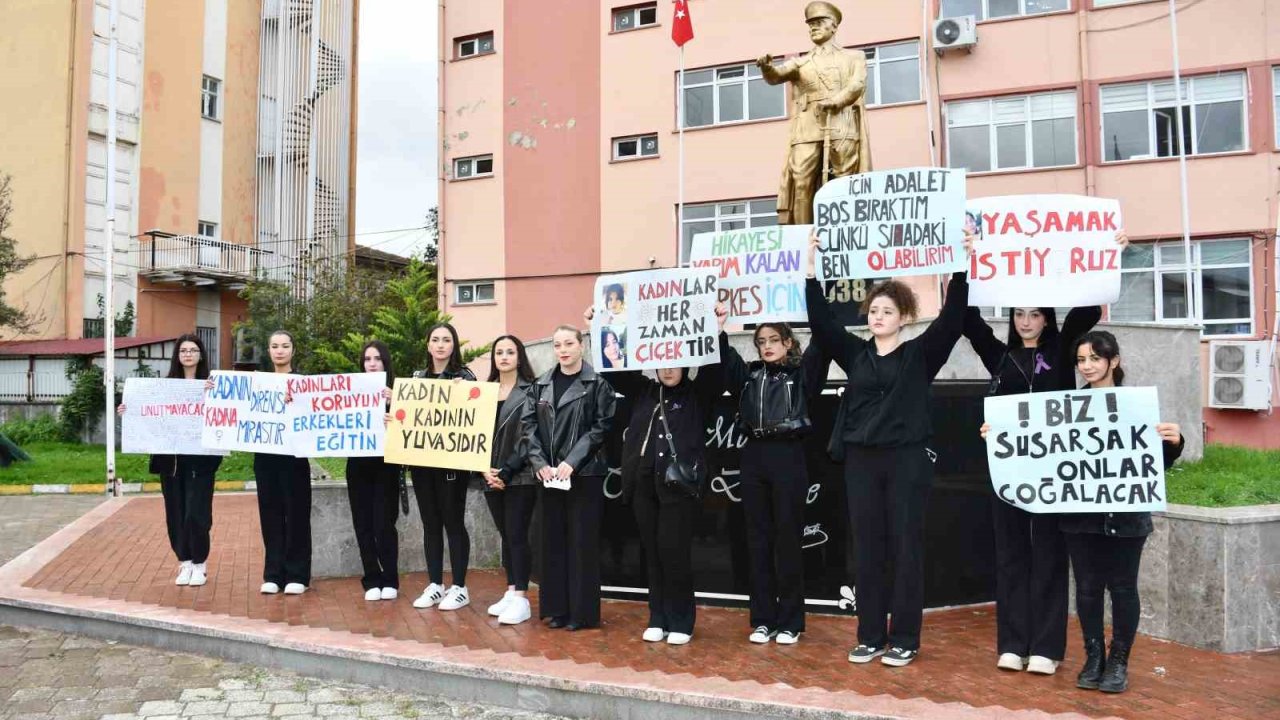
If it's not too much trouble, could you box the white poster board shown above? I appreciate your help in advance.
[286,373,387,458]
[121,378,226,456]
[201,371,292,454]
[688,225,809,325]
[591,268,719,371]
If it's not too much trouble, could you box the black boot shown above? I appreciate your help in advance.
[1075,637,1106,690]
[1098,640,1131,693]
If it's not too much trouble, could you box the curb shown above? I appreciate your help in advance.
[0,480,255,496]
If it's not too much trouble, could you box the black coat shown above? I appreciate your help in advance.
[610,364,722,504]
[489,380,537,489]
[964,305,1101,396]
[149,454,222,478]
[523,363,617,478]
[1059,433,1185,538]
[721,332,829,437]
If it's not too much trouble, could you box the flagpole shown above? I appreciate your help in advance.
[678,43,685,264]
[1169,0,1194,324]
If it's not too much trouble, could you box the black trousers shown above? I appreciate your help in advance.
[484,485,538,591]
[254,453,312,586]
[1066,533,1146,647]
[632,474,698,634]
[845,443,932,651]
[739,440,807,634]
[160,456,217,564]
[410,468,470,587]
[991,497,1068,659]
[540,475,604,626]
[345,457,400,590]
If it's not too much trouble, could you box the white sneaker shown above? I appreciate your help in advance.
[667,632,692,646]
[775,630,801,645]
[260,582,280,594]
[437,585,469,611]
[364,588,382,601]
[188,563,207,587]
[283,582,307,595]
[380,587,398,601]
[413,583,445,609]
[1027,656,1059,675]
[642,627,667,643]
[498,596,531,625]
[748,626,777,644]
[175,561,193,586]
[998,653,1027,671]
[488,590,515,617]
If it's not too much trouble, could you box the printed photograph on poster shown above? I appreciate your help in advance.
[201,371,291,454]
[384,378,498,472]
[590,268,719,371]
[966,194,1123,307]
[286,373,387,458]
[812,167,967,282]
[984,387,1166,514]
[121,378,227,456]
[688,225,809,325]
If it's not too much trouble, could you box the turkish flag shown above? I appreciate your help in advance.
[671,0,694,47]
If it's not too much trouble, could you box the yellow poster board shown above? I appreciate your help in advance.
[385,378,498,472]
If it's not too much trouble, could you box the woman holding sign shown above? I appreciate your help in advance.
[523,324,616,631]
[805,233,971,667]
[409,323,478,612]
[345,340,400,602]
[119,333,222,587]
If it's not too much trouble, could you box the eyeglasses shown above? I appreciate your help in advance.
[178,349,202,355]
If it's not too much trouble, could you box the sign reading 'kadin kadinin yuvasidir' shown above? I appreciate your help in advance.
[812,167,967,282]
[591,267,720,371]
[688,225,809,325]
[202,371,292,454]
[286,373,387,458]
[966,194,1123,308]
[984,387,1167,514]
[385,378,497,472]
[122,378,227,456]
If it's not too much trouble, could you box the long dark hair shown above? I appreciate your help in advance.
[1006,307,1060,349]
[425,323,464,376]
[599,328,624,369]
[263,329,296,371]
[752,322,802,367]
[486,335,535,383]
[1074,330,1125,386]
[359,340,394,387]
[167,333,210,380]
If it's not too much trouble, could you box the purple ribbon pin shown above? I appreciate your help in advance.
[1033,353,1051,375]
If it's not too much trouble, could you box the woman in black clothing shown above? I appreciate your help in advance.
[720,321,830,646]
[410,323,477,612]
[119,333,222,587]
[596,304,728,645]
[805,234,971,667]
[346,340,400,602]
[523,325,616,630]
[481,335,539,626]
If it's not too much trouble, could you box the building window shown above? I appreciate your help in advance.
[197,221,217,238]
[196,326,219,369]
[456,33,495,59]
[940,0,1068,20]
[679,198,777,264]
[455,282,495,305]
[612,133,659,161]
[681,61,785,129]
[863,40,921,107]
[452,154,494,180]
[1093,0,1146,6]
[1110,238,1254,336]
[612,3,658,32]
[201,75,221,120]
[1100,72,1246,162]
[1272,67,1280,147]
[946,90,1077,172]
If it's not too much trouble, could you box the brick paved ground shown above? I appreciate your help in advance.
[15,494,1280,720]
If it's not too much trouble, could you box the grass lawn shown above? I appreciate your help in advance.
[1165,444,1280,508]
[0,443,257,485]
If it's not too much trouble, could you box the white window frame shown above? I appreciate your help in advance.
[940,0,1070,21]
[456,33,495,59]
[612,133,659,161]
[197,220,217,239]
[452,154,494,180]
[201,75,221,121]
[1109,238,1255,338]
[945,90,1078,173]
[454,282,496,306]
[1092,0,1151,7]
[1099,71,1248,163]
[679,61,786,129]
[678,198,778,265]
[862,40,921,107]
[611,3,658,32]
[1272,66,1280,147]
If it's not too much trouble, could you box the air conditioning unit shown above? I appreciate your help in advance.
[1207,340,1272,410]
[934,16,977,53]
[233,327,261,368]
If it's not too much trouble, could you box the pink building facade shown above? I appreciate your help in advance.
[438,0,1280,449]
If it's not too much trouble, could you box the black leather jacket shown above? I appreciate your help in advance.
[523,363,616,478]
[490,380,537,489]
[721,332,828,439]
[1059,434,1185,538]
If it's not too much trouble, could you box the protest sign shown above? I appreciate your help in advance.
[385,378,497,472]
[286,373,387,457]
[201,371,291,454]
[121,378,226,456]
[967,194,1123,307]
[689,225,809,324]
[812,167,967,281]
[591,268,719,371]
[984,387,1166,514]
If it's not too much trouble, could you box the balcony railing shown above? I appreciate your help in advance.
[137,232,269,287]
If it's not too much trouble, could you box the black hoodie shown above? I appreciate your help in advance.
[963,305,1101,397]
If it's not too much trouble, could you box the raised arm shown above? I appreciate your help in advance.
[693,359,724,414]
[963,308,1007,375]
[719,332,751,399]
[799,339,833,403]
[756,54,798,85]
[602,370,651,401]
[920,271,970,379]
[806,278,865,362]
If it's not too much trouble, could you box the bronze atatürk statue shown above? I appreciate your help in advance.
[757,1,872,225]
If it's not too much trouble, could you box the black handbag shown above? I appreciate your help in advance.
[657,387,704,499]
[398,466,410,516]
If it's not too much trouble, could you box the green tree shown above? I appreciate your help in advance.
[0,172,38,335]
